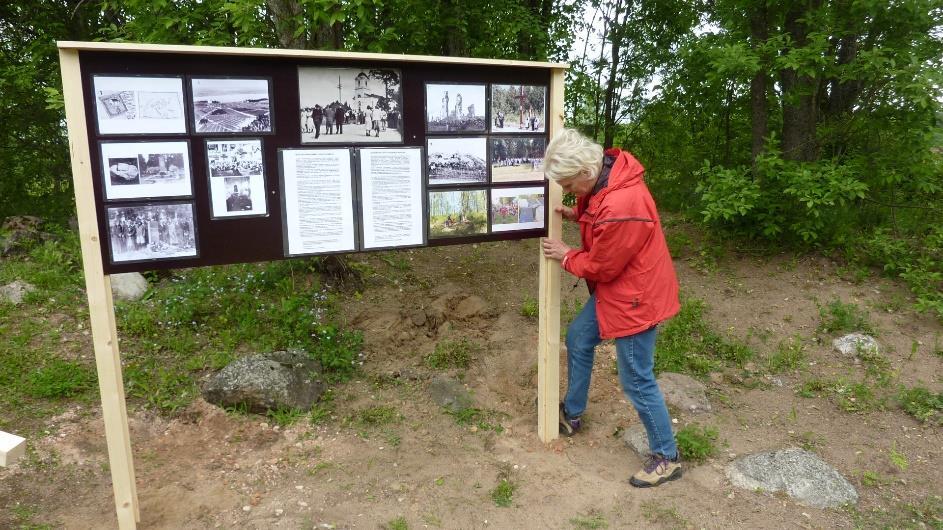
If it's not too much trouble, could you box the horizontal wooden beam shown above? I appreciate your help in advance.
[56,41,569,69]
[0,431,26,467]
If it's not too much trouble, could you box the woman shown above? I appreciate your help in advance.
[540,128,682,488]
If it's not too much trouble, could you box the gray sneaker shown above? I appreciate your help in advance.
[559,403,582,436]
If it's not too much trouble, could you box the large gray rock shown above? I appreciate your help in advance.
[202,351,324,413]
[658,372,712,414]
[621,423,649,456]
[110,272,148,302]
[832,333,879,356]
[429,375,474,412]
[1,216,43,255]
[726,448,858,508]
[0,280,36,305]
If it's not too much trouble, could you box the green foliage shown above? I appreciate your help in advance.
[766,336,806,373]
[266,407,305,427]
[490,474,516,508]
[445,407,506,433]
[898,386,943,425]
[384,516,409,530]
[25,359,95,399]
[817,299,874,335]
[656,297,754,376]
[425,338,479,370]
[352,405,400,428]
[569,511,608,529]
[889,443,909,472]
[520,297,539,318]
[675,424,718,463]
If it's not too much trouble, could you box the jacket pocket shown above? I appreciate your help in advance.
[595,287,651,336]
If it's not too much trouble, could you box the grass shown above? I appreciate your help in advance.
[675,424,718,463]
[266,407,305,427]
[383,516,409,530]
[424,338,479,370]
[490,474,516,508]
[640,500,687,528]
[445,407,506,433]
[656,297,755,376]
[766,336,806,373]
[889,443,909,472]
[352,405,400,428]
[898,386,943,425]
[817,299,875,335]
[569,511,608,529]
[847,495,943,529]
[25,359,95,398]
[520,297,538,318]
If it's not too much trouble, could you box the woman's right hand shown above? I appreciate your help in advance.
[555,205,577,221]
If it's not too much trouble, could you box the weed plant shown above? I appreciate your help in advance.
[569,511,608,529]
[490,468,515,508]
[425,338,479,370]
[656,297,754,376]
[675,424,719,463]
[520,297,538,318]
[898,386,943,425]
[817,299,875,335]
[767,336,806,373]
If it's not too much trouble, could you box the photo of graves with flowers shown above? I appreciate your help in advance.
[428,189,488,238]
[490,187,545,232]
[107,203,197,263]
[192,78,272,133]
[491,84,546,133]
[298,67,403,143]
[425,83,487,133]
[490,136,545,182]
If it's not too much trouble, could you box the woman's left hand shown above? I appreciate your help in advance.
[541,238,571,261]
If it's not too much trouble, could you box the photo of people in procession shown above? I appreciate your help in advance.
[491,84,546,133]
[425,83,487,133]
[192,78,272,133]
[490,137,545,182]
[427,137,487,185]
[206,139,264,178]
[428,189,488,238]
[298,67,402,144]
[491,187,545,232]
[100,141,192,201]
[107,203,197,263]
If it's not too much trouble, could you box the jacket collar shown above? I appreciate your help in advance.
[583,148,645,210]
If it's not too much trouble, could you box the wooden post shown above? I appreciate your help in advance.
[537,68,566,442]
[59,48,140,529]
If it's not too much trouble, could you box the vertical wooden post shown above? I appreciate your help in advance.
[537,68,566,442]
[59,48,140,529]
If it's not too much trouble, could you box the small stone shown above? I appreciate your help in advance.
[275,509,284,516]
[242,506,252,512]
[832,334,879,356]
[298,501,308,507]
[0,280,36,305]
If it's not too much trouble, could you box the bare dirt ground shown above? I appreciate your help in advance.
[2,218,941,529]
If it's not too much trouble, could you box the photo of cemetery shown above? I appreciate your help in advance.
[490,137,545,182]
[298,67,402,144]
[106,203,197,262]
[427,137,487,185]
[491,84,546,132]
[425,83,487,132]
[191,78,272,133]
[428,189,488,238]
[491,187,545,232]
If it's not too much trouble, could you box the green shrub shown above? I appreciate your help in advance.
[675,424,718,463]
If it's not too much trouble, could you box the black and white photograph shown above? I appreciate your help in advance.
[191,78,272,134]
[206,139,264,178]
[426,137,487,185]
[100,141,193,200]
[107,203,197,263]
[490,137,545,182]
[298,67,402,144]
[491,84,546,133]
[208,145,268,219]
[425,83,487,133]
[93,75,187,135]
[491,186,546,232]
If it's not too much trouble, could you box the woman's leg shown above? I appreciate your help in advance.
[562,295,602,417]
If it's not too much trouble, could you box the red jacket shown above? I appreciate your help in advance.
[563,148,680,339]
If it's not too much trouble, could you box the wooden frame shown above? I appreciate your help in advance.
[58,41,565,529]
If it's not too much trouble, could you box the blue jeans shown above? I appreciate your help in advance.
[564,295,678,459]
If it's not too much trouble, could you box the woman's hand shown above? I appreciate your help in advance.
[555,205,577,221]
[541,238,571,261]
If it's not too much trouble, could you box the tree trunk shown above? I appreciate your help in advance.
[749,3,768,164]
[602,0,625,149]
[265,0,308,49]
[779,2,820,162]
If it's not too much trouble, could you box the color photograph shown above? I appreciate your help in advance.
[106,203,197,263]
[490,137,545,182]
[100,141,192,201]
[491,84,546,133]
[298,67,403,144]
[428,189,488,238]
[93,75,187,135]
[427,137,487,185]
[425,83,487,133]
[490,186,545,232]
[191,78,272,133]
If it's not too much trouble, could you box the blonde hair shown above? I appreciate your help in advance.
[542,128,604,182]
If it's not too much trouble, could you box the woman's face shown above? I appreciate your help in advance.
[556,171,596,197]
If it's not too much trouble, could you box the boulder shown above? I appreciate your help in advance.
[832,333,879,356]
[110,272,148,302]
[0,280,36,305]
[1,216,44,256]
[657,372,712,414]
[726,448,858,508]
[429,375,474,412]
[202,351,324,413]
[621,423,649,456]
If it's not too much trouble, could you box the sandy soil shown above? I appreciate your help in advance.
[2,220,941,529]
